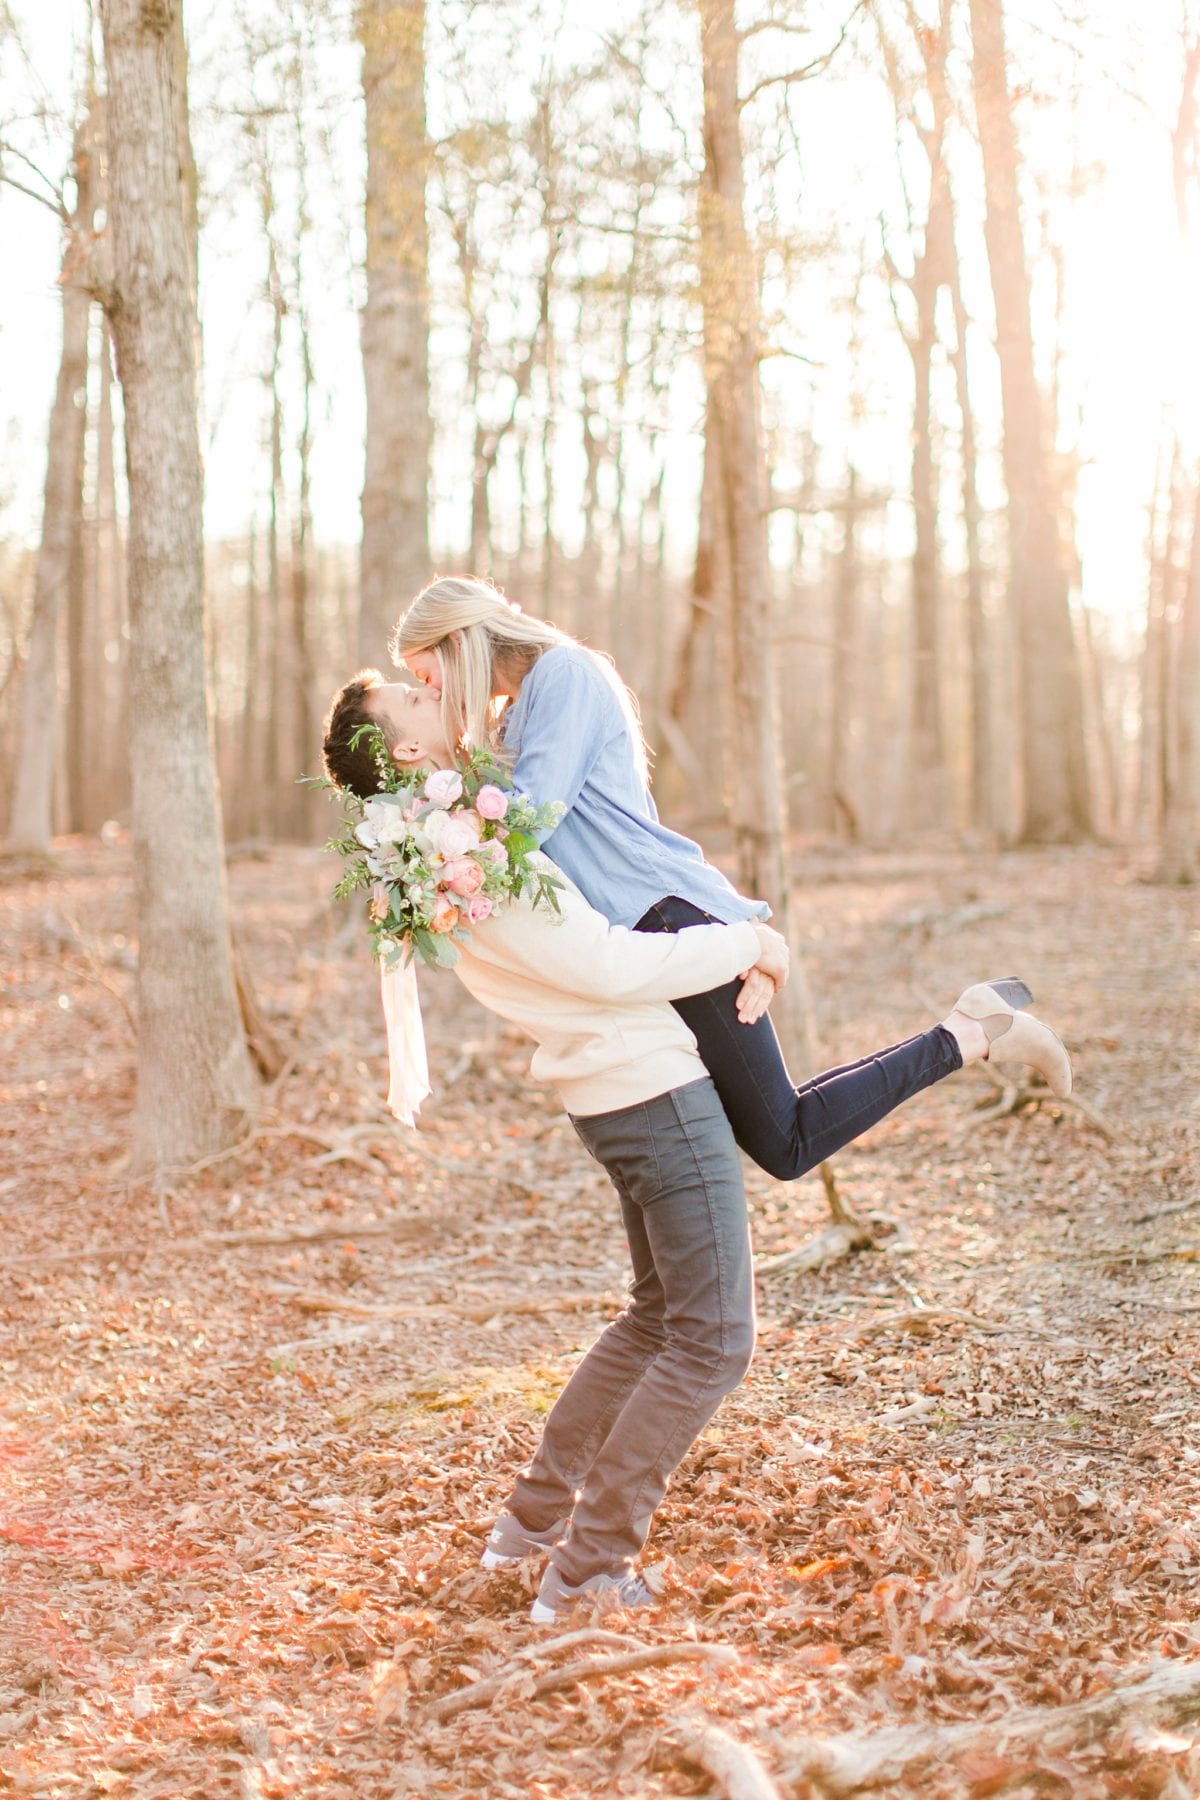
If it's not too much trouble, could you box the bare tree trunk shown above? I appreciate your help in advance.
[947,252,994,837]
[969,0,1091,843]
[1152,36,1200,881]
[99,0,254,1171]
[699,0,848,1247]
[358,0,430,662]
[95,320,130,826]
[829,467,861,841]
[64,417,90,834]
[697,0,786,909]
[906,213,946,830]
[6,115,94,854]
[1157,480,1200,881]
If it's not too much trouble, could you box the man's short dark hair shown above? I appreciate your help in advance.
[322,668,386,798]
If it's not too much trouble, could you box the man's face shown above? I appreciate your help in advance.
[364,682,452,771]
[404,649,442,693]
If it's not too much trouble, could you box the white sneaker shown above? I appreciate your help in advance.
[530,1562,656,1623]
[480,1510,569,1570]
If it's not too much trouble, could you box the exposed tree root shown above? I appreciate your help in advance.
[425,1640,738,1722]
[755,1217,878,1280]
[670,1710,784,1800]
[779,1657,1200,1794]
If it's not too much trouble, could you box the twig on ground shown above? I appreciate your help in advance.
[1069,1244,1200,1266]
[853,1306,1009,1338]
[1133,1193,1200,1225]
[275,1285,615,1324]
[670,1711,784,1800]
[778,1656,1200,1794]
[265,1325,380,1357]
[58,908,136,1038]
[425,1641,739,1723]
[2,1210,430,1269]
[875,1394,939,1426]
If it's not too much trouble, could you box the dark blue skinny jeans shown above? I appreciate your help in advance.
[634,895,961,1181]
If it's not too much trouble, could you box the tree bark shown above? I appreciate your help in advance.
[1157,479,1200,881]
[947,250,994,837]
[99,0,255,1171]
[968,0,1091,842]
[6,116,94,854]
[697,0,786,909]
[357,0,430,663]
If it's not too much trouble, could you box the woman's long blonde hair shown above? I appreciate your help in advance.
[390,575,648,779]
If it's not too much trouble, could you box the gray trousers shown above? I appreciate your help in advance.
[509,1077,755,1584]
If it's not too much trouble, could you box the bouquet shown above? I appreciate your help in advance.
[317,729,565,970]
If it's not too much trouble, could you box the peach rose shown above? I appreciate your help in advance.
[465,893,493,924]
[442,857,485,897]
[429,895,459,934]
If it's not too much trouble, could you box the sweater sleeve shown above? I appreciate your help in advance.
[510,653,619,844]
[469,880,762,1006]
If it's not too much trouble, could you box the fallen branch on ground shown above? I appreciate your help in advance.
[1069,1244,1200,1266]
[755,1218,877,1279]
[779,1656,1200,1794]
[276,1285,616,1323]
[853,1307,1009,1339]
[670,1711,784,1800]
[3,1210,432,1269]
[426,1640,738,1722]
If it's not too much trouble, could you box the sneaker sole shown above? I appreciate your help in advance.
[480,1547,526,1570]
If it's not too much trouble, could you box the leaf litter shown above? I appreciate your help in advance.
[0,840,1196,1797]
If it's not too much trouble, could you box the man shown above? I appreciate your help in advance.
[323,670,790,1621]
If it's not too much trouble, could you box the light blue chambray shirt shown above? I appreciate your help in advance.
[502,643,770,930]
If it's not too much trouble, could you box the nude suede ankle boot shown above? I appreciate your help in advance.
[953,980,1072,1100]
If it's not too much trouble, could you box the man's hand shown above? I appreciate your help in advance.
[734,922,790,1024]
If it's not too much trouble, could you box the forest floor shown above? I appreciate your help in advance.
[0,836,1197,1800]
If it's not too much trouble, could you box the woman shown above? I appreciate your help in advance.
[391,576,1072,1186]
[321,671,1070,1622]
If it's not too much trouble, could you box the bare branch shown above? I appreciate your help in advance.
[739,0,870,110]
[0,140,68,219]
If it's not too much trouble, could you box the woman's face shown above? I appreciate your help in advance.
[405,648,442,693]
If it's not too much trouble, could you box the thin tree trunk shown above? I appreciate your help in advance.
[947,252,993,837]
[96,318,129,826]
[907,227,945,829]
[358,0,430,662]
[829,467,861,840]
[6,115,94,854]
[64,413,89,834]
[1157,479,1200,881]
[969,0,1091,843]
[698,0,786,908]
[99,0,254,1171]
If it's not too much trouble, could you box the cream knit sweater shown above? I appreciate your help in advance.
[449,863,761,1117]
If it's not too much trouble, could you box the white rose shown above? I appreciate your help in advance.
[415,808,450,852]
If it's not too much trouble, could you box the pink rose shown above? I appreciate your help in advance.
[439,813,482,858]
[475,784,509,821]
[442,857,485,897]
[465,893,493,924]
[429,894,459,934]
[424,768,463,806]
